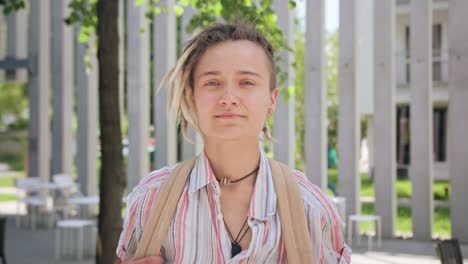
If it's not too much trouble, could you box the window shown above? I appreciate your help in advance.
[433,107,447,162]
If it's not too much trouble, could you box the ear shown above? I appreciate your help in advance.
[269,88,279,115]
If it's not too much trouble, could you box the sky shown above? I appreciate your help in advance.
[296,0,339,33]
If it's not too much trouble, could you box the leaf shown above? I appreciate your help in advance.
[173,5,184,16]
[288,0,296,9]
[135,0,146,7]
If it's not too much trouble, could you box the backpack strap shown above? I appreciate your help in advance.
[134,159,195,258]
[269,159,314,264]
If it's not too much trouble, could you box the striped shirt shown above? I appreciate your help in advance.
[116,150,351,263]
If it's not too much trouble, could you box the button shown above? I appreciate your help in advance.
[217,213,223,220]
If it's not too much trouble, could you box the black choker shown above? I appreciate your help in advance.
[216,166,259,185]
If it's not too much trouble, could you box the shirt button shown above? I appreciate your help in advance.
[217,213,223,221]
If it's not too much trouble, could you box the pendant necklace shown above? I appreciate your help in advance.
[223,217,250,258]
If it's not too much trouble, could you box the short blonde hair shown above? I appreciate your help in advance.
[161,23,276,143]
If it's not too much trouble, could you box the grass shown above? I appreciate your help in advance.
[326,168,451,236]
[0,194,16,202]
[0,171,24,201]
[360,202,451,237]
[327,168,450,201]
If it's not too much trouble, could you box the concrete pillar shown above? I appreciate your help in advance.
[448,0,468,243]
[374,0,397,238]
[127,0,150,190]
[51,0,74,176]
[15,8,27,82]
[338,0,360,218]
[154,0,177,169]
[180,6,196,161]
[5,8,27,82]
[273,0,295,167]
[76,35,98,196]
[6,12,16,80]
[28,0,51,181]
[304,0,327,190]
[410,0,433,241]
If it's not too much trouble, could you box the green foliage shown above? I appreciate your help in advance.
[293,31,305,171]
[65,0,98,43]
[0,0,25,15]
[326,32,339,148]
[0,82,28,129]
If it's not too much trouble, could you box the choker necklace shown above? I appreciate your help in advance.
[216,166,259,185]
[223,217,250,258]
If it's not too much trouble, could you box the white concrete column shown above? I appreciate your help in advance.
[51,0,74,176]
[6,12,16,80]
[180,5,196,161]
[76,35,98,196]
[374,0,397,238]
[28,0,51,181]
[127,0,150,190]
[6,8,27,82]
[304,0,327,190]
[15,8,27,82]
[410,0,433,241]
[154,0,177,169]
[338,0,360,218]
[273,0,295,167]
[448,0,468,243]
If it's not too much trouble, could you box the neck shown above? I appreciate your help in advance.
[203,137,261,187]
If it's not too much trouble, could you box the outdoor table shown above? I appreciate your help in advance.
[66,196,100,218]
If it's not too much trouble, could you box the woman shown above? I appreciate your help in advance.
[116,23,351,263]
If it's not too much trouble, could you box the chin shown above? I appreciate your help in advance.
[205,129,257,142]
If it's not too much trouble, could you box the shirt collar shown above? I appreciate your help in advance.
[188,148,277,221]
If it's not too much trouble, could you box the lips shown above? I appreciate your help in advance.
[215,113,245,119]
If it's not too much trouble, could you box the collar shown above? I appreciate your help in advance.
[188,149,277,221]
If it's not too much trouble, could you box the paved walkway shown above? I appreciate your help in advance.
[2,213,468,264]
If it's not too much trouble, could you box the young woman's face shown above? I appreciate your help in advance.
[193,40,278,141]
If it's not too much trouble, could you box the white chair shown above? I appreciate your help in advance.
[52,174,82,218]
[55,219,96,261]
[347,214,382,250]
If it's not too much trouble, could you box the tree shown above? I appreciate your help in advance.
[95,1,125,263]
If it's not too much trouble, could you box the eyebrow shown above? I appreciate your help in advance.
[197,70,263,79]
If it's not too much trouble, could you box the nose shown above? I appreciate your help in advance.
[218,83,240,106]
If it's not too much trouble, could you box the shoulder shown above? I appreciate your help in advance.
[291,170,342,226]
[125,164,178,207]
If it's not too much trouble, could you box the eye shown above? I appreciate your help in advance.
[204,80,220,87]
[241,80,255,86]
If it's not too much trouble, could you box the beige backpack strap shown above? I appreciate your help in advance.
[269,159,314,264]
[134,159,196,259]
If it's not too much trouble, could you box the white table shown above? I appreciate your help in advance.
[66,196,99,205]
[347,214,382,250]
[66,196,100,218]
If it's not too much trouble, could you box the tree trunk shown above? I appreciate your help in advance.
[96,1,125,263]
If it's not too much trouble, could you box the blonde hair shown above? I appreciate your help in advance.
[162,23,276,143]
